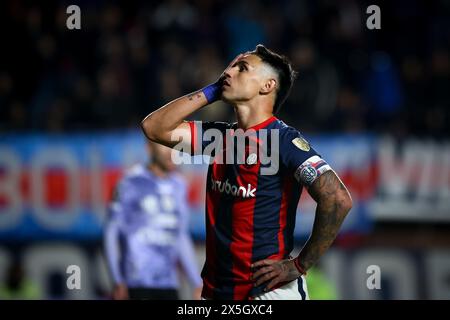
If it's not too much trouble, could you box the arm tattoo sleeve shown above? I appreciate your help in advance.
[297,170,352,271]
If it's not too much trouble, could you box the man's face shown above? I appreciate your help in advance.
[147,141,176,172]
[221,54,276,104]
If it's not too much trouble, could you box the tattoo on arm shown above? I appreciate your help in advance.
[187,92,203,101]
[297,170,352,270]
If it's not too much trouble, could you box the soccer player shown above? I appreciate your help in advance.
[104,141,203,300]
[140,45,353,300]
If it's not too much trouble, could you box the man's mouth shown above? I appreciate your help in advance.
[222,80,230,87]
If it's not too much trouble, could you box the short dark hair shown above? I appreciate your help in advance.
[252,44,297,114]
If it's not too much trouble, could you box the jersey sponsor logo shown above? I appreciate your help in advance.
[292,137,310,152]
[210,178,256,198]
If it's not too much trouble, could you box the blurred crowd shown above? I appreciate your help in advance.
[0,0,449,137]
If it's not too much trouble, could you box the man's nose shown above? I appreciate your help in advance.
[223,69,232,79]
[223,66,237,78]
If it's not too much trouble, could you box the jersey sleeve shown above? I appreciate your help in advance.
[175,179,202,288]
[104,177,140,284]
[107,179,135,221]
[280,127,332,187]
[103,179,133,285]
[187,121,232,156]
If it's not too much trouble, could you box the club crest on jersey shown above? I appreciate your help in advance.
[246,153,257,165]
[292,137,310,152]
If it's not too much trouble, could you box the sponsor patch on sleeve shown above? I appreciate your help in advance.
[294,155,332,186]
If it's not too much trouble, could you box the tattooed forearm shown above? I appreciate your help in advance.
[297,171,352,270]
[250,171,351,290]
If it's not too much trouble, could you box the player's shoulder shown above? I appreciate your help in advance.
[272,119,310,146]
[118,163,147,187]
[123,163,146,179]
[271,119,319,157]
[110,164,143,201]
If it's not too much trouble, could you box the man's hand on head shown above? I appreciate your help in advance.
[201,52,248,104]
[222,52,249,76]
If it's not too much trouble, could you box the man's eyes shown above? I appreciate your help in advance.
[238,64,247,72]
[232,61,248,72]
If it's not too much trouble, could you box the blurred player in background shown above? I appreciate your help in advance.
[141,44,352,300]
[104,141,202,300]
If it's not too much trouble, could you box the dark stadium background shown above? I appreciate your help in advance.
[0,0,449,299]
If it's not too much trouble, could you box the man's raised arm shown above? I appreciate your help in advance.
[140,54,244,149]
[140,90,208,149]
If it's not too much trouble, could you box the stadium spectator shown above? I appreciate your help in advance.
[0,1,448,137]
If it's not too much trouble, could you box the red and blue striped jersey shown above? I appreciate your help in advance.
[188,116,331,300]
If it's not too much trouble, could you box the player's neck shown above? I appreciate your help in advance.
[148,163,168,178]
[234,102,273,130]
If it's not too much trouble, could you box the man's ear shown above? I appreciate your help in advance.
[260,78,277,95]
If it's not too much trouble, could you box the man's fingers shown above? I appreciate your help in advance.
[251,259,274,269]
[265,275,283,292]
[228,53,244,68]
[255,271,278,287]
[224,52,250,73]
[251,266,272,280]
[222,55,241,76]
